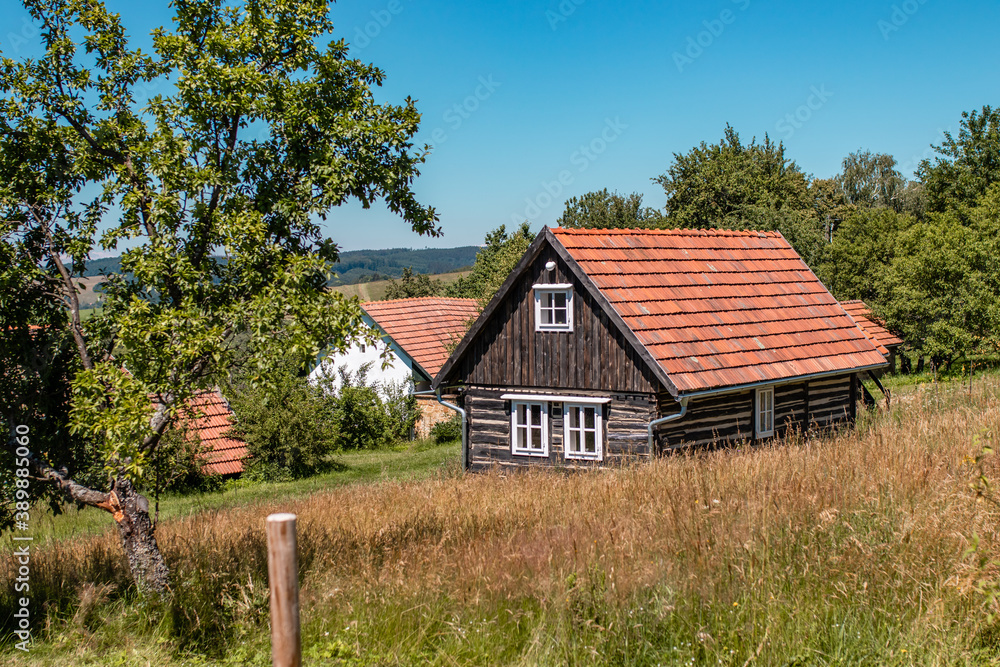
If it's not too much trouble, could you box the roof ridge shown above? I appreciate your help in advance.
[362,296,479,307]
[551,227,782,238]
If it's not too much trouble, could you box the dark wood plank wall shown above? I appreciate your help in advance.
[653,373,857,451]
[655,389,754,451]
[465,386,656,472]
[452,245,659,394]
[806,375,855,429]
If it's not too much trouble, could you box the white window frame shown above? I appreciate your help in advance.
[563,402,604,461]
[755,386,775,438]
[533,283,574,332]
[511,401,549,457]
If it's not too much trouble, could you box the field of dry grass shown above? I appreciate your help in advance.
[6,377,1000,665]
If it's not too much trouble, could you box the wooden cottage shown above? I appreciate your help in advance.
[432,227,889,471]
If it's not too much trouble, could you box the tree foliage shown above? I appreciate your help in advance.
[654,125,826,265]
[656,125,815,228]
[838,150,906,211]
[919,105,1000,213]
[0,0,437,592]
[383,266,445,300]
[447,222,534,309]
[315,364,418,451]
[556,189,660,229]
[227,365,339,481]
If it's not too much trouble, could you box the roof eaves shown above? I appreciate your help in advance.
[358,310,431,383]
[433,228,552,389]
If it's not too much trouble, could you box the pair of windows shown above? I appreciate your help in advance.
[509,398,604,460]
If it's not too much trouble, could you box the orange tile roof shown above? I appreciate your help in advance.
[839,300,904,355]
[552,228,888,394]
[362,297,480,380]
[176,390,247,476]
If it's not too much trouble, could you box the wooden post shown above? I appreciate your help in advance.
[266,513,301,667]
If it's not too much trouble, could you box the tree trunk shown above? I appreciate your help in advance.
[23,449,171,594]
[111,477,170,596]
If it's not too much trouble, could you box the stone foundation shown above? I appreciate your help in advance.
[414,395,459,440]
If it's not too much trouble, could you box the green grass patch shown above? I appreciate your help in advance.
[26,441,460,547]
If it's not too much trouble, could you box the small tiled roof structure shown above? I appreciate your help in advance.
[551,228,887,394]
[177,390,247,476]
[438,227,888,396]
[362,297,480,380]
[839,300,904,357]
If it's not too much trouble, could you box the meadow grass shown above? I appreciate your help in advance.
[23,440,460,546]
[5,376,1000,665]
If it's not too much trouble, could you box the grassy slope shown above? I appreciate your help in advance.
[330,270,469,302]
[24,441,460,547]
[7,377,1000,665]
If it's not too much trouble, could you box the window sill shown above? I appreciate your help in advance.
[565,453,603,461]
[512,449,549,458]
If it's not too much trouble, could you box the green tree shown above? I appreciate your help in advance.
[315,364,417,450]
[448,222,534,308]
[556,189,661,229]
[918,105,1000,213]
[838,150,906,211]
[227,365,339,481]
[383,266,445,300]
[655,124,814,228]
[655,125,825,266]
[880,198,1000,366]
[0,0,436,594]
[818,207,912,304]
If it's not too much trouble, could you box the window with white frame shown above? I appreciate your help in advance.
[755,386,775,438]
[564,403,603,460]
[511,401,548,456]
[534,284,573,332]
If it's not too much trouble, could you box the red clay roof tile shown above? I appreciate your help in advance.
[176,390,247,476]
[839,300,904,356]
[551,228,887,393]
[362,297,480,379]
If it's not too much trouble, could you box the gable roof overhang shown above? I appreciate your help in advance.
[432,227,679,395]
[361,297,481,384]
[362,312,429,383]
[435,227,889,400]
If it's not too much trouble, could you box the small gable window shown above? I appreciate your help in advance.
[534,284,573,332]
[755,386,775,438]
[511,401,548,457]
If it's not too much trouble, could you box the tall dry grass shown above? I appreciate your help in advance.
[6,378,1000,664]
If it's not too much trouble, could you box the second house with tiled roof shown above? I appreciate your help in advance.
[433,227,889,471]
[310,296,480,438]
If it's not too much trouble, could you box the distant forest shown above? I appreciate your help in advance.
[81,246,480,285]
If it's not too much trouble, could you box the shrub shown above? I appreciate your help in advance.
[226,367,339,481]
[320,364,419,450]
[430,414,462,444]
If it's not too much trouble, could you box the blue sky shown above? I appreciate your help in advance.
[1,0,997,251]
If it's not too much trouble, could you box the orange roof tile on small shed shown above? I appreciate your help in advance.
[178,390,247,476]
[362,297,480,379]
[552,228,888,394]
[839,300,904,356]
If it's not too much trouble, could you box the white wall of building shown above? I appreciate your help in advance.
[308,338,414,395]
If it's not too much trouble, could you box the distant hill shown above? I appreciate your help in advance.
[329,247,479,285]
[81,246,480,285]
[331,270,470,302]
[81,256,122,277]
